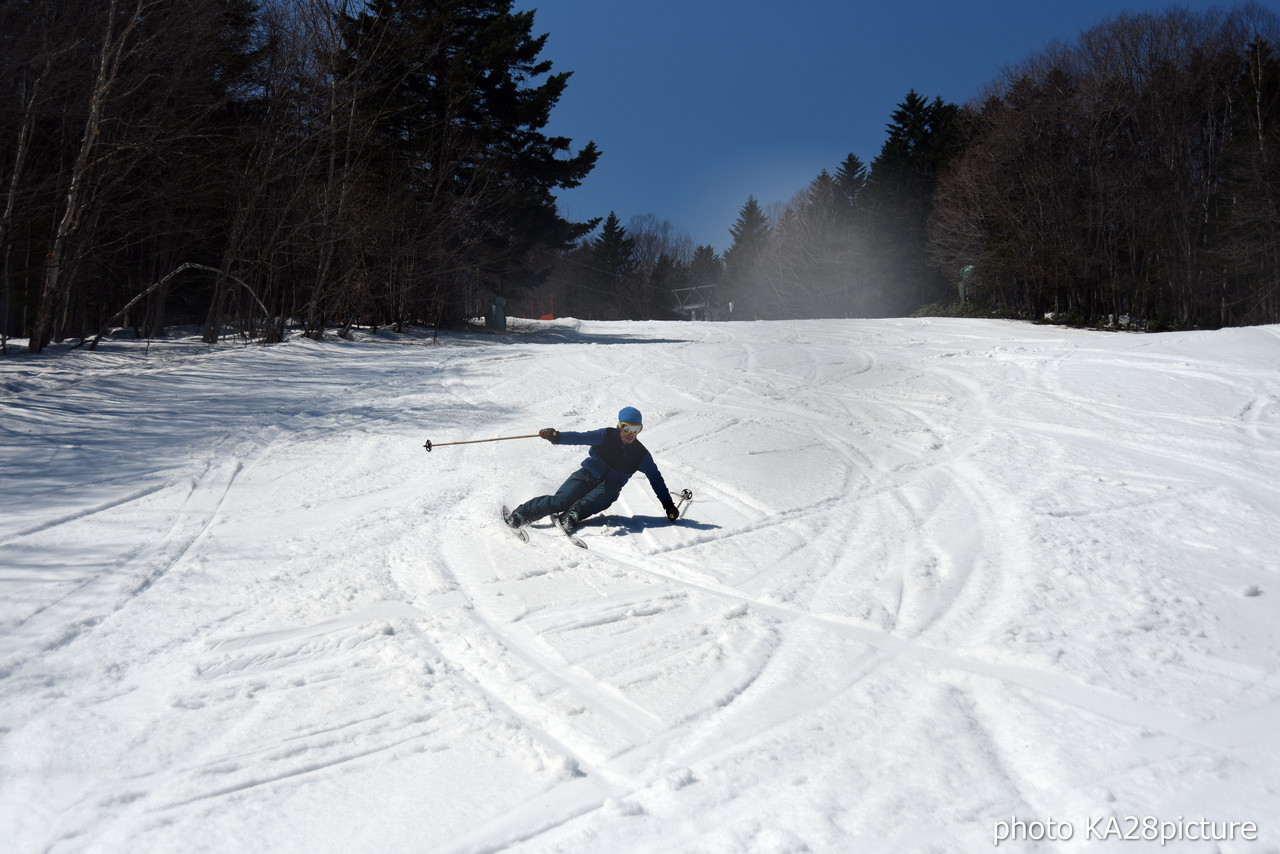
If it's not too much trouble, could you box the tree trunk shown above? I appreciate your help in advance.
[28,0,143,353]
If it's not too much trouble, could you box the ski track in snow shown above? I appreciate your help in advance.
[1,319,1279,853]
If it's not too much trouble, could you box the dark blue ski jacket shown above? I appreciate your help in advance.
[554,428,672,506]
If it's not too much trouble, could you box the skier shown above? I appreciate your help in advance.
[506,406,680,534]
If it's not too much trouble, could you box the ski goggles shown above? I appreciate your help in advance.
[618,421,643,435]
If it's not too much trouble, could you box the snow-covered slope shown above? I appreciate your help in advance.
[2,318,1277,853]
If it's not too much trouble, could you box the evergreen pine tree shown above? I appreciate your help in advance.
[646,252,684,320]
[335,0,599,326]
[767,171,865,318]
[688,245,724,289]
[723,196,770,318]
[861,90,964,313]
[835,153,868,214]
[727,196,770,253]
[593,212,637,280]
[804,171,845,223]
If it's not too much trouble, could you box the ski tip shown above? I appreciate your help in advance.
[501,505,530,542]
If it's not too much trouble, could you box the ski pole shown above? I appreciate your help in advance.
[673,488,693,517]
[423,434,541,452]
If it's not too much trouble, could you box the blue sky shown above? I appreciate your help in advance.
[517,0,1272,253]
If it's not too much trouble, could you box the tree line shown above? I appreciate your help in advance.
[933,4,1279,329]
[1,0,598,354]
[3,2,1278,356]
[706,3,1279,329]
[503,95,958,325]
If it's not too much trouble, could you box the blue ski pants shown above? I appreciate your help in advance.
[515,468,622,523]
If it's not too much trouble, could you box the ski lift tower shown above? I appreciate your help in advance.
[671,284,717,321]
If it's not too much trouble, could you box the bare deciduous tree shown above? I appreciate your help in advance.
[930,4,1280,328]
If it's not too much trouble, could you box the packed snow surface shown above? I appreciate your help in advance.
[2,317,1278,853]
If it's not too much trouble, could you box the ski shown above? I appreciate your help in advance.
[553,513,588,549]
[502,493,694,549]
[501,505,529,543]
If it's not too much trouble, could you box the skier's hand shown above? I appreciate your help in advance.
[539,427,560,444]
[663,502,679,522]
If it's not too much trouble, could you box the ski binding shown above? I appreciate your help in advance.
[501,505,529,543]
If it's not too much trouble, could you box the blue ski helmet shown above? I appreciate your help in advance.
[618,406,642,425]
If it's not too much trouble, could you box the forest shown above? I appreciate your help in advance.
[1,0,599,353]
[2,1,1278,355]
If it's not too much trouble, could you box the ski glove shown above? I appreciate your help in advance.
[539,427,560,444]
[663,502,679,522]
